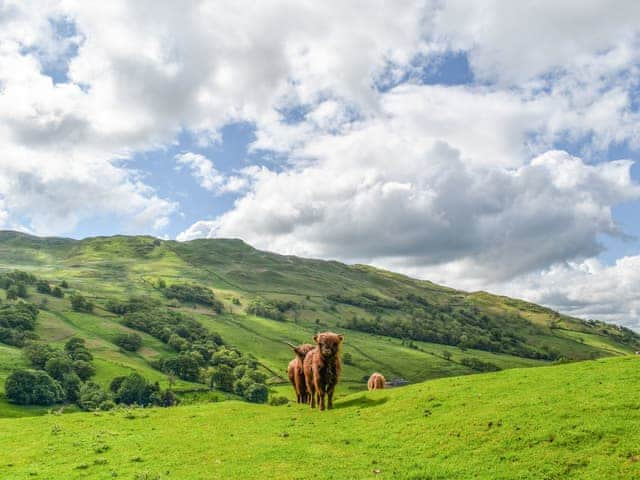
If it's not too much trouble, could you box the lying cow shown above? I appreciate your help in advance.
[286,342,314,404]
[304,332,344,411]
[367,372,385,391]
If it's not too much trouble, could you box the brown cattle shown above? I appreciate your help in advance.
[287,343,314,403]
[303,332,344,410]
[367,372,385,391]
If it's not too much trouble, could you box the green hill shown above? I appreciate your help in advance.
[1,356,639,479]
[0,231,639,417]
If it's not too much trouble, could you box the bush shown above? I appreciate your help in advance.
[44,356,73,381]
[65,337,93,362]
[114,332,143,352]
[163,283,223,311]
[246,298,285,321]
[24,342,61,369]
[51,286,64,298]
[105,296,158,315]
[73,360,96,381]
[61,373,82,402]
[112,373,158,406]
[5,370,64,405]
[210,365,235,392]
[36,280,51,294]
[70,293,94,313]
[244,383,269,404]
[78,382,111,411]
[269,395,289,406]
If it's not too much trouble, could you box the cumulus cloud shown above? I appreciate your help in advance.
[2,1,640,326]
[497,257,640,330]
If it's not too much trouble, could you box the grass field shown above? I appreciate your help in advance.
[1,231,639,418]
[1,356,638,479]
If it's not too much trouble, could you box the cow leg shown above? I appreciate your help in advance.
[318,388,326,411]
[327,386,335,410]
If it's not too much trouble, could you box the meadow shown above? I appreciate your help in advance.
[1,356,638,479]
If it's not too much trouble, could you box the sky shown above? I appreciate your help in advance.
[0,1,639,330]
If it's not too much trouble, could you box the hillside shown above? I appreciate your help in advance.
[1,356,639,479]
[0,231,639,417]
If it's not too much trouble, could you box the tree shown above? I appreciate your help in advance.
[16,282,28,298]
[443,351,452,361]
[73,360,96,381]
[78,382,110,411]
[5,370,64,405]
[61,373,82,403]
[36,280,51,294]
[70,293,94,313]
[60,280,69,289]
[51,286,64,298]
[23,342,60,369]
[65,337,93,361]
[210,365,234,392]
[44,357,73,381]
[6,285,18,301]
[244,383,269,403]
[343,352,354,365]
[113,373,151,405]
[114,332,143,352]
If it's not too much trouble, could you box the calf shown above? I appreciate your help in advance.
[367,372,385,391]
[286,343,314,404]
[303,332,344,410]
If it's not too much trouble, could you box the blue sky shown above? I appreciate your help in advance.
[1,1,639,328]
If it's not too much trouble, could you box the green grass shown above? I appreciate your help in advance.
[1,356,638,479]
[1,231,639,419]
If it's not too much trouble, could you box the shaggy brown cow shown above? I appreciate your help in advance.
[303,332,344,410]
[367,372,385,391]
[286,343,314,403]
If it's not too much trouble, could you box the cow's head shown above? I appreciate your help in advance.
[313,332,344,358]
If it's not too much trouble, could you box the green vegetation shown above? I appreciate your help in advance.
[0,357,637,479]
[0,231,639,419]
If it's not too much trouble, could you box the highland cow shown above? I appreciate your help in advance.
[303,332,344,410]
[367,372,385,391]
[286,342,314,404]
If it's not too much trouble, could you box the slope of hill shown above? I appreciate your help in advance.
[0,231,639,417]
[1,356,638,479]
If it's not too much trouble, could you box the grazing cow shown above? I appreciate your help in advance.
[286,342,314,404]
[367,372,385,391]
[304,332,344,410]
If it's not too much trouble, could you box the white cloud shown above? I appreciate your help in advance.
[496,257,640,330]
[2,0,640,327]
[175,152,224,191]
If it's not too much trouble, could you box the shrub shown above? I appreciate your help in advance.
[44,356,73,381]
[65,337,93,362]
[51,287,64,298]
[244,383,269,404]
[61,373,82,402]
[5,370,64,405]
[24,342,60,369]
[73,360,96,381]
[269,395,289,406]
[78,382,111,411]
[105,296,158,315]
[246,298,285,321]
[70,293,94,313]
[36,280,51,294]
[114,332,143,352]
[210,365,235,392]
[163,283,223,311]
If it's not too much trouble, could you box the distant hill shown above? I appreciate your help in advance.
[0,230,638,416]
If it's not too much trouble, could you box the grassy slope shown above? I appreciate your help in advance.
[0,231,638,417]
[1,356,638,479]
